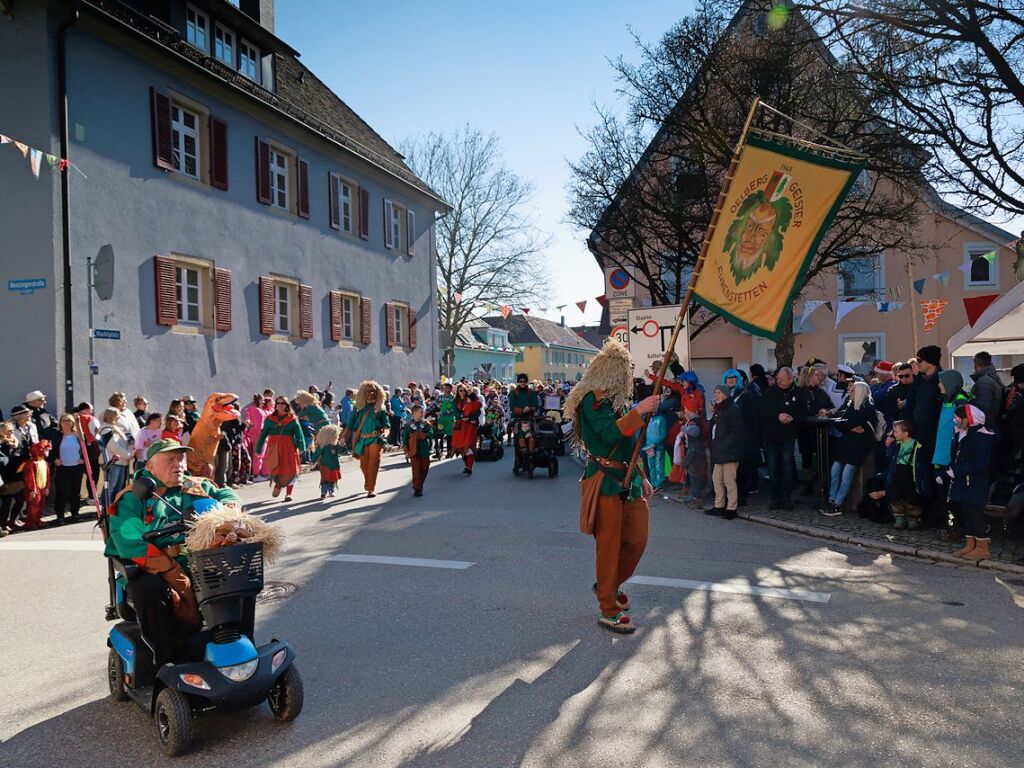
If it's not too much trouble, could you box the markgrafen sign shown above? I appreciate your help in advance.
[693,133,864,341]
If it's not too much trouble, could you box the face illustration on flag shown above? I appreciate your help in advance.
[693,133,864,340]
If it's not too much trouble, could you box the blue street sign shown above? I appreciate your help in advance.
[93,329,121,340]
[7,278,46,294]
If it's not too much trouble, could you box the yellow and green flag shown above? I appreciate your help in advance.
[693,133,864,340]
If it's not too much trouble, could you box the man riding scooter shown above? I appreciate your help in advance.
[104,438,240,666]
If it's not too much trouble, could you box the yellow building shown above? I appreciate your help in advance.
[483,315,599,383]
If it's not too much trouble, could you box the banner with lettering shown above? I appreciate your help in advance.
[692,133,864,340]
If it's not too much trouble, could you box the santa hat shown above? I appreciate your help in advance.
[874,361,895,374]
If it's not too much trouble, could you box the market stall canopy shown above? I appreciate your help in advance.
[948,281,1024,359]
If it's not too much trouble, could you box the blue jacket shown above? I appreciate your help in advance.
[947,426,994,507]
[339,396,353,425]
[390,395,406,420]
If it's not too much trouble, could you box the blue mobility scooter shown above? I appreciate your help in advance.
[105,477,303,757]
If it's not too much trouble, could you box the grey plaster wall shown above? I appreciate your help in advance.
[56,20,439,409]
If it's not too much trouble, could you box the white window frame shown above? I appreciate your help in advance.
[185,4,209,52]
[837,252,885,300]
[274,282,292,335]
[392,303,407,347]
[239,38,260,82]
[339,180,355,233]
[213,23,235,67]
[339,291,359,342]
[170,102,201,180]
[390,202,403,251]
[838,333,886,376]
[270,148,290,211]
[963,242,1000,290]
[175,264,203,326]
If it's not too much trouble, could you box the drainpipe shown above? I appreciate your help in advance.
[57,1,80,409]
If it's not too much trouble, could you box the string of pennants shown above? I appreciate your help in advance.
[448,292,650,319]
[0,131,87,179]
[800,293,1001,333]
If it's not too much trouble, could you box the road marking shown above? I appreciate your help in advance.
[627,575,831,604]
[328,554,475,570]
[0,540,105,552]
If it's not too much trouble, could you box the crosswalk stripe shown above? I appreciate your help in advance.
[328,554,475,570]
[627,575,831,603]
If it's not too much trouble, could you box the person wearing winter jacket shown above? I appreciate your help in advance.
[969,352,1004,428]
[723,368,761,502]
[762,367,801,510]
[904,345,944,456]
[948,404,996,561]
[678,406,709,508]
[825,381,877,516]
[931,369,971,533]
[797,363,835,494]
[707,385,744,519]
[885,419,930,530]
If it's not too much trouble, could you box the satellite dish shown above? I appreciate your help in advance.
[93,245,115,300]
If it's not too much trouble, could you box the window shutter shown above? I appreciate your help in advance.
[154,255,177,326]
[358,187,370,240]
[255,137,271,204]
[383,199,394,249]
[150,88,174,171]
[298,283,313,338]
[408,310,417,349]
[297,158,310,219]
[328,173,340,230]
[359,297,372,345]
[213,267,232,332]
[258,276,274,335]
[406,210,416,256]
[209,116,229,190]
[329,290,342,341]
[385,302,396,347]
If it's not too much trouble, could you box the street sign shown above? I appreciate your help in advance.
[92,328,121,340]
[608,297,634,326]
[608,324,629,346]
[626,304,691,372]
[604,266,636,299]
[7,278,46,295]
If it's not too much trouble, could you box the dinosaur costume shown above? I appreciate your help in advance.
[343,381,389,496]
[185,393,240,478]
[21,440,51,530]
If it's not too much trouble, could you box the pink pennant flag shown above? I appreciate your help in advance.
[14,141,29,158]
[500,305,512,319]
[921,300,949,332]
[453,292,462,304]
[576,300,587,313]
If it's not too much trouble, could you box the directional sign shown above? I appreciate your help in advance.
[608,324,629,346]
[604,266,636,299]
[626,304,690,372]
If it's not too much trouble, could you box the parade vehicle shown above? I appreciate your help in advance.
[512,416,560,479]
[104,477,302,757]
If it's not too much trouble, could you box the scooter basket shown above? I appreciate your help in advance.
[189,543,264,604]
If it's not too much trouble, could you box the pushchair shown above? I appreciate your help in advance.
[476,422,505,461]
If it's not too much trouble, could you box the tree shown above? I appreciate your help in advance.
[402,127,549,375]
[568,0,924,367]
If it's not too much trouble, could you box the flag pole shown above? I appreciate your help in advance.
[621,97,761,497]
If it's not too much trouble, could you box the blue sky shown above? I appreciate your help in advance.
[277,1,696,324]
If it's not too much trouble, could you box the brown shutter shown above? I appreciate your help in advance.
[358,187,370,240]
[329,290,342,342]
[297,158,310,219]
[385,302,396,347]
[408,310,417,349]
[383,199,394,248]
[258,276,274,335]
[209,116,229,191]
[359,297,372,345]
[154,255,177,326]
[406,210,416,256]
[150,88,174,171]
[213,267,232,332]
[328,173,340,230]
[298,283,313,338]
[255,138,271,204]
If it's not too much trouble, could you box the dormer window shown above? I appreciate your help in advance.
[214,24,235,67]
[185,5,209,51]
[239,39,261,82]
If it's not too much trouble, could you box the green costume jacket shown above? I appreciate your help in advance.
[255,413,306,454]
[346,407,389,456]
[578,392,645,500]
[311,444,342,470]
[436,395,456,436]
[104,469,241,566]
[509,387,539,416]
[298,404,330,432]
[402,421,434,458]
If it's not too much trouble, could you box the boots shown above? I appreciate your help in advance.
[952,535,975,558]
[962,537,990,561]
[893,514,907,530]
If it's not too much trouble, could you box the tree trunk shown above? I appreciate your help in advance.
[774,312,795,370]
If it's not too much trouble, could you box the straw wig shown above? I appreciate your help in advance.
[354,381,386,412]
[316,423,341,447]
[563,339,635,446]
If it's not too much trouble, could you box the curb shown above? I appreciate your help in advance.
[738,510,1024,576]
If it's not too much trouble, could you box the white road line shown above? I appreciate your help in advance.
[328,554,475,570]
[0,540,105,552]
[627,575,831,604]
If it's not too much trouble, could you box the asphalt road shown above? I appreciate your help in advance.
[2,447,1023,767]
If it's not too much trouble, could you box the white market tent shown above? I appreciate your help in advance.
[948,280,1024,361]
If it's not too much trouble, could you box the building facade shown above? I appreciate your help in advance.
[0,0,447,412]
[449,320,516,383]
[484,315,599,383]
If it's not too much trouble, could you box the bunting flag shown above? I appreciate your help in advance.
[921,299,949,332]
[453,292,462,304]
[799,300,825,327]
[981,249,997,263]
[521,307,531,315]
[576,300,587,313]
[932,271,950,286]
[824,301,833,313]
[958,260,976,274]
[875,301,904,313]
[912,278,926,294]
[1,131,82,178]
[0,135,10,145]
[595,295,607,307]
[14,141,28,157]
[834,300,865,328]
[963,294,1000,327]
[888,285,903,300]
[500,305,512,319]
[28,148,42,178]
[691,128,865,340]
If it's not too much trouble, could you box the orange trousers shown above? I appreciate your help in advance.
[410,456,430,491]
[359,442,382,492]
[593,495,649,615]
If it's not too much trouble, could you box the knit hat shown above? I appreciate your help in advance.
[1012,363,1024,384]
[916,345,942,366]
[937,369,964,399]
[714,384,730,398]
[874,361,895,374]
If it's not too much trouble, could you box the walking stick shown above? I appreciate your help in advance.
[620,97,761,499]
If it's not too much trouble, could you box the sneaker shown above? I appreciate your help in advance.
[284,495,293,502]
[414,489,423,497]
[704,507,726,517]
[367,492,376,498]
[821,503,842,517]
[721,509,737,520]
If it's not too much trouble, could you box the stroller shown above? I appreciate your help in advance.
[476,422,505,461]
[515,416,558,479]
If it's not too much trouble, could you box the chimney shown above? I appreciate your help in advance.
[239,0,275,32]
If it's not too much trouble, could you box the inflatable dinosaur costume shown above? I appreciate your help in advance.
[186,393,241,478]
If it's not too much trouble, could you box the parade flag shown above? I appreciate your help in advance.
[576,300,587,313]
[913,278,926,294]
[921,300,948,332]
[692,133,864,340]
[500,305,512,319]
[963,294,999,327]
[834,300,865,328]
[799,300,825,327]
[933,271,950,287]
